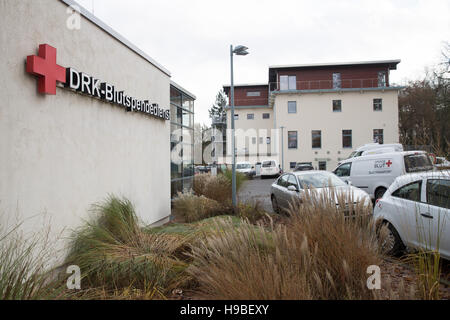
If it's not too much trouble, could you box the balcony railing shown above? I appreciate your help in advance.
[269,78,387,92]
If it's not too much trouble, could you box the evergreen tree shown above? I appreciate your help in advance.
[209,90,228,119]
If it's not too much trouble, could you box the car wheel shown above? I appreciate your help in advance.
[271,195,279,214]
[380,222,405,256]
[375,187,387,200]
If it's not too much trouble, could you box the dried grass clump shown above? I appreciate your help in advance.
[188,190,385,300]
[236,201,269,224]
[172,191,229,223]
[66,196,191,296]
[193,173,232,203]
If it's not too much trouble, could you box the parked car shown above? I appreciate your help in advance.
[294,162,314,172]
[270,171,371,214]
[373,170,450,259]
[435,157,450,169]
[347,143,403,159]
[333,151,434,200]
[195,165,210,174]
[236,162,255,178]
[260,160,281,179]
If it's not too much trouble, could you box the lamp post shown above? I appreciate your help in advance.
[280,126,285,173]
[230,44,249,208]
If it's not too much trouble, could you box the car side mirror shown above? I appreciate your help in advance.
[287,185,298,192]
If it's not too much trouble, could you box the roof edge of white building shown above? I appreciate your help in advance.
[60,0,171,77]
[268,59,401,70]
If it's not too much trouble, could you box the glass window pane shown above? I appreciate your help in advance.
[312,130,322,148]
[373,129,383,144]
[392,181,422,202]
[288,101,297,113]
[288,131,298,149]
[426,179,450,209]
[333,100,342,112]
[289,76,297,90]
[280,75,289,90]
[170,87,182,106]
[342,130,352,148]
[373,99,382,111]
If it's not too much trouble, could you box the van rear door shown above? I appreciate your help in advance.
[404,153,434,173]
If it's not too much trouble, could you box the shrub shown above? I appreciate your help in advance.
[193,173,232,203]
[236,201,269,224]
[66,196,191,296]
[188,191,384,300]
[0,222,69,300]
[172,191,229,223]
[222,169,247,192]
[193,171,247,204]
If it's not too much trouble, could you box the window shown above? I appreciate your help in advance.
[247,113,254,120]
[373,129,383,144]
[247,91,260,97]
[267,137,271,144]
[287,175,299,189]
[392,181,422,202]
[334,162,351,177]
[378,71,386,87]
[288,101,297,114]
[262,113,270,119]
[277,174,289,187]
[426,179,450,209]
[312,130,322,149]
[259,137,263,144]
[280,75,296,90]
[290,162,297,169]
[333,73,341,89]
[342,130,352,148]
[252,137,257,144]
[319,161,327,171]
[288,131,298,149]
[234,114,239,120]
[404,154,434,173]
[373,99,382,111]
[333,100,342,112]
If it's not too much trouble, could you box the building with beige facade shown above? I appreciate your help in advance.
[223,60,402,171]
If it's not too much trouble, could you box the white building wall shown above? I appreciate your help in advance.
[225,108,276,164]
[226,89,400,171]
[0,0,171,259]
[274,90,399,171]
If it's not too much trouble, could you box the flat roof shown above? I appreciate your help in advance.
[269,59,401,70]
[60,0,171,77]
[223,83,268,88]
[170,81,196,100]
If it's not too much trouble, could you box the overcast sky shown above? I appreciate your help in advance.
[76,0,449,125]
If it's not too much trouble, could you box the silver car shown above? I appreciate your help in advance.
[270,171,371,213]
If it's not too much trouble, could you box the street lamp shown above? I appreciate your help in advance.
[280,126,285,173]
[230,44,249,208]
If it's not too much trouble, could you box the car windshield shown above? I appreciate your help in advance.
[404,154,434,173]
[236,164,251,169]
[297,172,346,189]
[347,151,358,158]
[262,161,275,168]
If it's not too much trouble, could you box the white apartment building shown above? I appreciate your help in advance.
[223,60,402,171]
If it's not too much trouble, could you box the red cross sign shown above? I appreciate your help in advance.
[386,160,393,167]
[26,44,66,95]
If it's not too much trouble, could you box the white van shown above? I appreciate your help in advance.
[333,151,434,200]
[260,160,280,178]
[347,143,403,159]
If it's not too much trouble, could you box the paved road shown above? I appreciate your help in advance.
[238,177,277,213]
